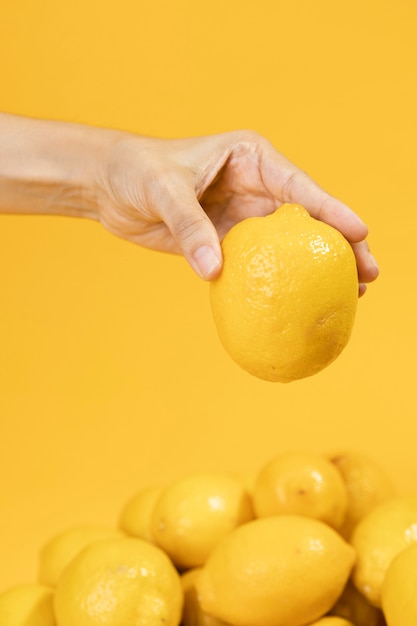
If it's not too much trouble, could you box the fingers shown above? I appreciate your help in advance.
[289,176,368,245]
[351,240,380,285]
[157,177,222,280]
[258,139,379,290]
[359,283,367,298]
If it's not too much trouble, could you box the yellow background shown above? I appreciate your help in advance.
[0,0,416,590]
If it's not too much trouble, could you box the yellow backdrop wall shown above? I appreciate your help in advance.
[0,0,416,589]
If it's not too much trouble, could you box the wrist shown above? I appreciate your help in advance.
[0,114,122,220]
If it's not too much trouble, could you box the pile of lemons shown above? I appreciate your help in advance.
[0,206,410,625]
[2,450,417,626]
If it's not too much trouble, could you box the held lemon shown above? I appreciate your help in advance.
[210,204,358,382]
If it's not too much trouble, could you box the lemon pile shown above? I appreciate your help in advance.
[2,449,417,626]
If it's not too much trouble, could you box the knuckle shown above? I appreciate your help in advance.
[281,169,309,203]
[234,129,265,146]
[231,129,275,162]
[238,128,262,141]
[173,213,207,243]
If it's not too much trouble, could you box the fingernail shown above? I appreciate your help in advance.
[192,245,221,279]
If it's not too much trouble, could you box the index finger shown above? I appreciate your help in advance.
[258,141,379,285]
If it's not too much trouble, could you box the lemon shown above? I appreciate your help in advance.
[54,536,183,626]
[119,486,162,542]
[181,568,228,626]
[234,470,256,494]
[210,203,358,383]
[329,580,385,626]
[151,472,254,569]
[197,515,355,626]
[350,496,417,607]
[307,618,355,626]
[253,451,348,529]
[381,542,417,626]
[0,583,56,626]
[329,451,396,538]
[38,524,122,586]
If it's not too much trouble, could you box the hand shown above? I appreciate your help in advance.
[0,114,378,293]
[97,130,378,293]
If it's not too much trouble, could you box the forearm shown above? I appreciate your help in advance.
[0,113,116,219]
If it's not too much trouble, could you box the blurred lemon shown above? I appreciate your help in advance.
[0,583,55,626]
[253,451,348,529]
[329,580,385,626]
[151,472,254,569]
[38,524,122,586]
[54,536,183,626]
[181,568,228,626]
[329,451,396,538]
[210,203,358,383]
[197,515,355,626]
[119,486,162,542]
[351,496,417,607]
[307,618,355,626]
[381,542,417,626]
[234,470,256,495]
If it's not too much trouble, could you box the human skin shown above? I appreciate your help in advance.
[0,112,378,290]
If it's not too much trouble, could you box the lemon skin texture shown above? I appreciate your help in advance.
[151,472,254,569]
[381,543,417,626]
[210,204,358,383]
[253,451,348,529]
[0,583,55,626]
[351,496,417,607]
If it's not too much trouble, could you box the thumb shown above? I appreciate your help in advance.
[159,183,222,280]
